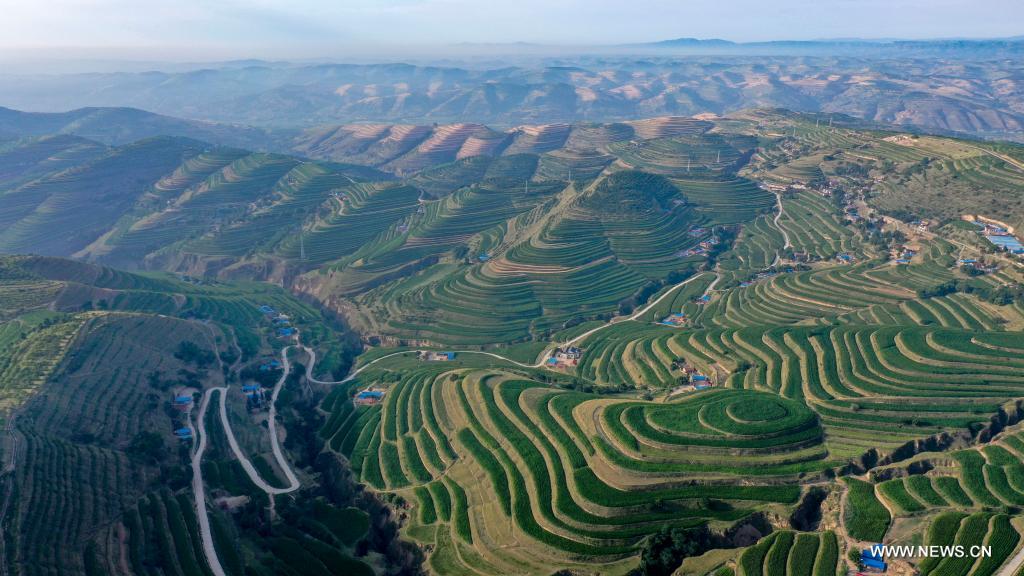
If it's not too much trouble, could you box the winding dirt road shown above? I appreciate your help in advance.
[190,270,722,572]
[771,192,792,267]
[192,387,227,576]
[564,271,719,348]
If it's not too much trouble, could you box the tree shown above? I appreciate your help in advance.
[638,526,713,576]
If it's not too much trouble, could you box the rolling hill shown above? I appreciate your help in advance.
[3,56,1024,140]
[5,107,1024,575]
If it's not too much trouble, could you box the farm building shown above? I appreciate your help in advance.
[986,234,1024,254]
[258,305,275,314]
[860,547,886,572]
[354,390,385,406]
[548,346,583,367]
[555,347,582,362]
[422,351,456,361]
[242,384,266,407]
[172,395,193,410]
[659,313,687,327]
[174,428,193,440]
[277,327,296,337]
[258,359,281,371]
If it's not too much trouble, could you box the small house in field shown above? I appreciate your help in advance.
[556,346,582,362]
[174,428,193,440]
[258,305,275,315]
[422,351,456,362]
[659,313,687,327]
[354,390,385,406]
[277,327,296,338]
[173,395,193,410]
[860,546,886,573]
[698,238,719,250]
[548,346,582,367]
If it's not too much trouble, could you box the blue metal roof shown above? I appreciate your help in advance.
[862,558,886,570]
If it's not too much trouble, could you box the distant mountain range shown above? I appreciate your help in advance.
[633,36,1024,56]
[1,54,1023,141]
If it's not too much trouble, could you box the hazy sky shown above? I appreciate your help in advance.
[4,0,1023,60]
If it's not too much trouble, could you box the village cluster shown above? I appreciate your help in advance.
[258,304,296,338]
[676,226,720,258]
[668,358,715,394]
[167,305,300,443]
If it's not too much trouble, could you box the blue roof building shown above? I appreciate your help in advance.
[862,558,886,572]
[355,390,385,405]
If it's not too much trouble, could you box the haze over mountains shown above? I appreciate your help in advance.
[3,42,1024,141]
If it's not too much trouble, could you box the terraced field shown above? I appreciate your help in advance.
[8,313,225,576]
[327,366,803,575]
[6,111,1024,575]
[737,530,839,576]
